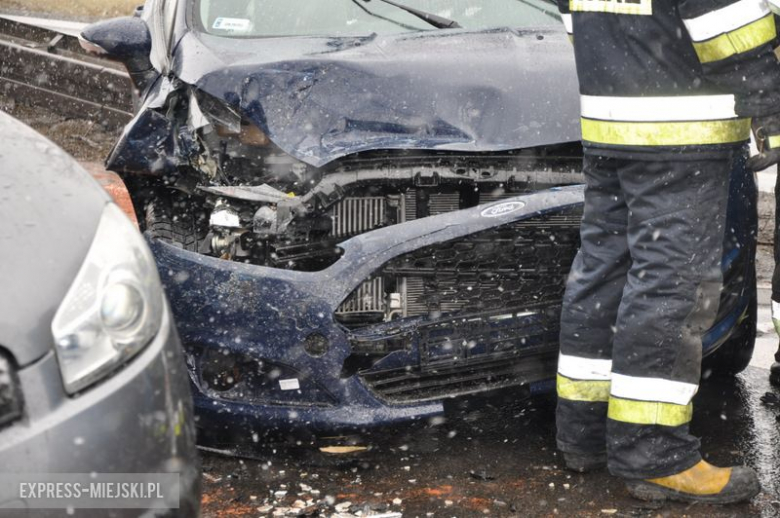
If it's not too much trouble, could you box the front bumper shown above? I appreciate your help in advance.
[0,304,200,516]
[153,188,584,447]
[154,166,756,445]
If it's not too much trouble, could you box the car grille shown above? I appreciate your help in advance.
[352,209,582,403]
[333,192,503,319]
[334,192,582,322]
[388,212,581,317]
[0,351,22,429]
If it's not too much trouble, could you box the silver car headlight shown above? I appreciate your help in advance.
[52,203,164,394]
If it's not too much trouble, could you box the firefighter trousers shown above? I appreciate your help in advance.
[556,152,731,480]
[772,171,780,349]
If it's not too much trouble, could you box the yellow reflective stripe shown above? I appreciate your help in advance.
[557,374,610,402]
[608,397,693,427]
[581,118,751,146]
[570,0,652,15]
[693,14,776,63]
[767,135,780,149]
[683,0,770,42]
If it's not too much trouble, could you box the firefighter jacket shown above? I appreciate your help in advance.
[556,0,780,159]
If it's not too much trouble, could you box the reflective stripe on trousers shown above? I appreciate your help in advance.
[557,360,697,424]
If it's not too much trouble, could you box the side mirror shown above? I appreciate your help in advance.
[80,17,155,92]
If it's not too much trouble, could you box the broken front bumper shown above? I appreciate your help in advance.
[151,165,756,445]
[150,187,583,444]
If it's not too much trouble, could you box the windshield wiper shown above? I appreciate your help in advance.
[350,0,422,31]
[362,0,462,29]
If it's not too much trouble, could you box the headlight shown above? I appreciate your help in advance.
[52,203,164,394]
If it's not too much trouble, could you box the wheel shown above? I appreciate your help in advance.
[703,284,757,378]
[144,190,206,252]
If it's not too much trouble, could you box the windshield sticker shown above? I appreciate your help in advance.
[212,17,252,32]
[279,379,301,391]
[481,201,526,218]
[570,0,652,15]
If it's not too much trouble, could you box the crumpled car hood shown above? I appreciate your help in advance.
[174,26,581,168]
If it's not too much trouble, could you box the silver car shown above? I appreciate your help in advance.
[0,111,200,516]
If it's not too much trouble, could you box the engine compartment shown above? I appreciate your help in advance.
[128,89,584,331]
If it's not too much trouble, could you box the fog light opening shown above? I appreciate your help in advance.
[304,333,329,357]
[201,351,241,392]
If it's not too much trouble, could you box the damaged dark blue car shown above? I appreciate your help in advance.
[82,0,758,449]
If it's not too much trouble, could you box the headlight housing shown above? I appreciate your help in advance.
[52,203,164,394]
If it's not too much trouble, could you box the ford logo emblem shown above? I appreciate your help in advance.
[480,201,526,218]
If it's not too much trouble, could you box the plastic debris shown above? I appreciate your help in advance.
[468,470,496,481]
[319,446,369,454]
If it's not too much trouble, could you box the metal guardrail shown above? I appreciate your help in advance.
[0,15,134,127]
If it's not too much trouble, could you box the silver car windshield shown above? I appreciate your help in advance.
[194,0,560,38]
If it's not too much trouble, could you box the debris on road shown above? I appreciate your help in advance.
[320,446,369,455]
[202,472,222,483]
[468,470,497,481]
[203,472,411,517]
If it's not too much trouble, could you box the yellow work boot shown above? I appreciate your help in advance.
[625,460,760,504]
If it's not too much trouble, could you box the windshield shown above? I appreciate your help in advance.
[194,0,560,38]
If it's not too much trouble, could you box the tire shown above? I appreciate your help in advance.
[703,283,757,379]
[144,192,205,252]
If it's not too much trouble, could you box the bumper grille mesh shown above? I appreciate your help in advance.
[357,209,583,403]
[387,211,582,317]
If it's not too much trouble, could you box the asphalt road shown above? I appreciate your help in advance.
[200,364,780,518]
[200,284,780,518]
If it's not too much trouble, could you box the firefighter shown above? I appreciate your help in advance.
[555,0,780,504]
[770,165,780,387]
[770,149,780,386]
[759,8,780,388]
